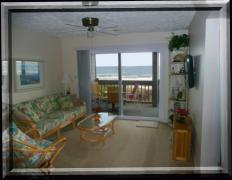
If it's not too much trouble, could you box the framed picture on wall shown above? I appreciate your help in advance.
[14,59,44,91]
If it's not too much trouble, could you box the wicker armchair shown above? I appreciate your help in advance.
[10,122,67,168]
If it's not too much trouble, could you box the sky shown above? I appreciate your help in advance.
[96,52,152,67]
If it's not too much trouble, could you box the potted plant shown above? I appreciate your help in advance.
[94,112,101,123]
[168,33,190,51]
[175,108,189,123]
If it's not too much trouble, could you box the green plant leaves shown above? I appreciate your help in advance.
[168,34,190,51]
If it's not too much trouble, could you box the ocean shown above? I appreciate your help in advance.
[96,66,152,80]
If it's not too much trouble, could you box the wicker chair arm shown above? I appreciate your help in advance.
[12,137,67,168]
[48,137,67,149]
[24,128,41,140]
[15,119,36,127]
[13,139,56,153]
[47,137,67,165]
[13,139,43,151]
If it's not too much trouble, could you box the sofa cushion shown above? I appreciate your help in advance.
[37,107,86,135]
[58,96,74,110]
[35,96,55,114]
[47,94,60,111]
[43,111,67,122]
[12,122,38,146]
[37,139,53,148]
[14,101,45,120]
[13,94,87,138]
[63,105,86,117]
[18,103,41,123]
[37,111,69,135]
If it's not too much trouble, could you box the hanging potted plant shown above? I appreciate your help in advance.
[168,33,190,51]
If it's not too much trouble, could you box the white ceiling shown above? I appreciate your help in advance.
[12,11,196,37]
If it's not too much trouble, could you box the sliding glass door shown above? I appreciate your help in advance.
[95,52,159,118]
[95,54,119,114]
[121,52,159,118]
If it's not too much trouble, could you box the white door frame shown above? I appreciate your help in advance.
[117,49,166,123]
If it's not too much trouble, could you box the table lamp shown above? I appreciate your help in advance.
[62,73,71,95]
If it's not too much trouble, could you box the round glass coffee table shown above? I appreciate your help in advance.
[76,112,116,143]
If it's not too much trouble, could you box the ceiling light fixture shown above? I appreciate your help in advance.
[87,31,94,38]
[66,17,120,38]
[82,17,99,28]
[82,17,98,38]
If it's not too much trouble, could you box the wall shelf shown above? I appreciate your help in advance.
[170,73,187,76]
[171,61,185,64]
[168,48,189,113]
[168,47,191,162]
[169,98,186,102]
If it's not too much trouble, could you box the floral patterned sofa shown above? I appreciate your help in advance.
[13,94,87,139]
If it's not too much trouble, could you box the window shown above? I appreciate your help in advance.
[96,54,118,80]
[121,52,153,81]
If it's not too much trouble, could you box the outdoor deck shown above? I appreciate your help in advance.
[96,100,158,117]
[123,103,159,117]
[96,80,159,117]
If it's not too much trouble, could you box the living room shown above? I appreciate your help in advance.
[1,1,230,177]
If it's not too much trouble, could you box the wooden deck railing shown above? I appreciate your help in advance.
[98,80,155,103]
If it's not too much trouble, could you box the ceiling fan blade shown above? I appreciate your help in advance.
[95,29,120,36]
[69,29,86,32]
[60,29,86,34]
[98,25,118,29]
[66,23,85,29]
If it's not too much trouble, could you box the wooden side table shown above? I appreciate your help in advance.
[172,114,192,161]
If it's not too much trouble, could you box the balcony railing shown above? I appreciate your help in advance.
[98,80,157,104]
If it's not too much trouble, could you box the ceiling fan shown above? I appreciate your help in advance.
[66,17,120,38]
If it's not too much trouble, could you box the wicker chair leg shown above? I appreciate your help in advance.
[49,138,67,166]
[56,128,61,139]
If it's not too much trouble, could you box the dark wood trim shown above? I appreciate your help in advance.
[152,52,158,107]
[9,7,222,13]
[98,80,152,85]
[8,10,13,171]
